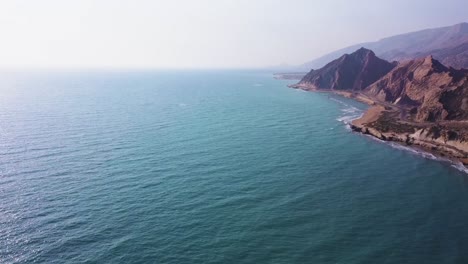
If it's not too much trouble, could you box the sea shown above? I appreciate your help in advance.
[1,70,468,263]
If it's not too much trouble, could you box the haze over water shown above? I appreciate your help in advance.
[1,71,468,263]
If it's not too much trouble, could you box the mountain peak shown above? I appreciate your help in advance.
[356,47,372,53]
[423,55,434,63]
[338,48,376,63]
[297,48,395,91]
[420,55,448,72]
[352,47,375,57]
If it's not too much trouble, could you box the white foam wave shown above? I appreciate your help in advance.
[452,163,468,174]
[364,134,468,174]
[342,106,360,114]
[337,115,361,123]
[387,142,438,160]
[329,97,348,106]
[336,108,363,125]
[329,97,364,125]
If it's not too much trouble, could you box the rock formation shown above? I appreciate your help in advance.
[292,47,468,166]
[297,48,396,91]
[364,55,468,122]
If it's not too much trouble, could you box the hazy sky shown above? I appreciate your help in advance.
[0,0,467,69]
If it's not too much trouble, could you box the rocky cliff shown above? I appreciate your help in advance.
[292,48,468,166]
[296,48,396,91]
[364,55,468,122]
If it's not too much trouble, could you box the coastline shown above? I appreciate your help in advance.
[288,83,376,105]
[274,72,307,80]
[289,83,468,170]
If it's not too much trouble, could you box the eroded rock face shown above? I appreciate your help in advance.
[294,48,468,164]
[364,56,468,122]
[296,48,468,123]
[298,48,396,91]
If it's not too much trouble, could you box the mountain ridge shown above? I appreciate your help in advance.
[300,22,468,71]
[297,48,396,91]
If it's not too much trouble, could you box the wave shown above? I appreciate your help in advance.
[330,97,364,126]
[337,114,363,124]
[364,133,468,175]
[390,140,468,174]
[387,141,438,160]
[451,163,468,174]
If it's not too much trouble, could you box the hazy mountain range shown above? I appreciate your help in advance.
[299,22,468,71]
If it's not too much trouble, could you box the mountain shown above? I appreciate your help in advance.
[295,48,396,90]
[411,42,468,70]
[364,55,468,122]
[301,22,468,70]
[291,47,468,165]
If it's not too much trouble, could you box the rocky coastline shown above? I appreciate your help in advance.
[289,84,468,167]
[349,105,468,166]
[289,48,468,168]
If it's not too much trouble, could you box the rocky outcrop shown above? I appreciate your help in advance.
[350,108,468,165]
[364,56,468,122]
[295,48,396,91]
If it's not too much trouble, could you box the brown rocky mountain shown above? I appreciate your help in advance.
[364,55,468,122]
[296,48,396,90]
[301,22,468,70]
[291,48,468,165]
[411,42,468,70]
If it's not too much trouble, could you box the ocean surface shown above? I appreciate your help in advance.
[1,70,468,264]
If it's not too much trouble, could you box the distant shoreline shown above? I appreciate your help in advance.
[273,72,307,80]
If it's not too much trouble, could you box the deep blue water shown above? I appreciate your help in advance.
[0,70,468,264]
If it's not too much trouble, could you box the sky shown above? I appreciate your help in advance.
[0,0,467,69]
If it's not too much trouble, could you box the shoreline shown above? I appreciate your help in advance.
[288,84,377,105]
[355,127,468,174]
[273,72,307,80]
[289,84,468,171]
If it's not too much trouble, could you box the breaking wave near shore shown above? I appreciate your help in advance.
[330,97,364,126]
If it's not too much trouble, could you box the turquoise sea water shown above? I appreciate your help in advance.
[0,70,468,263]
